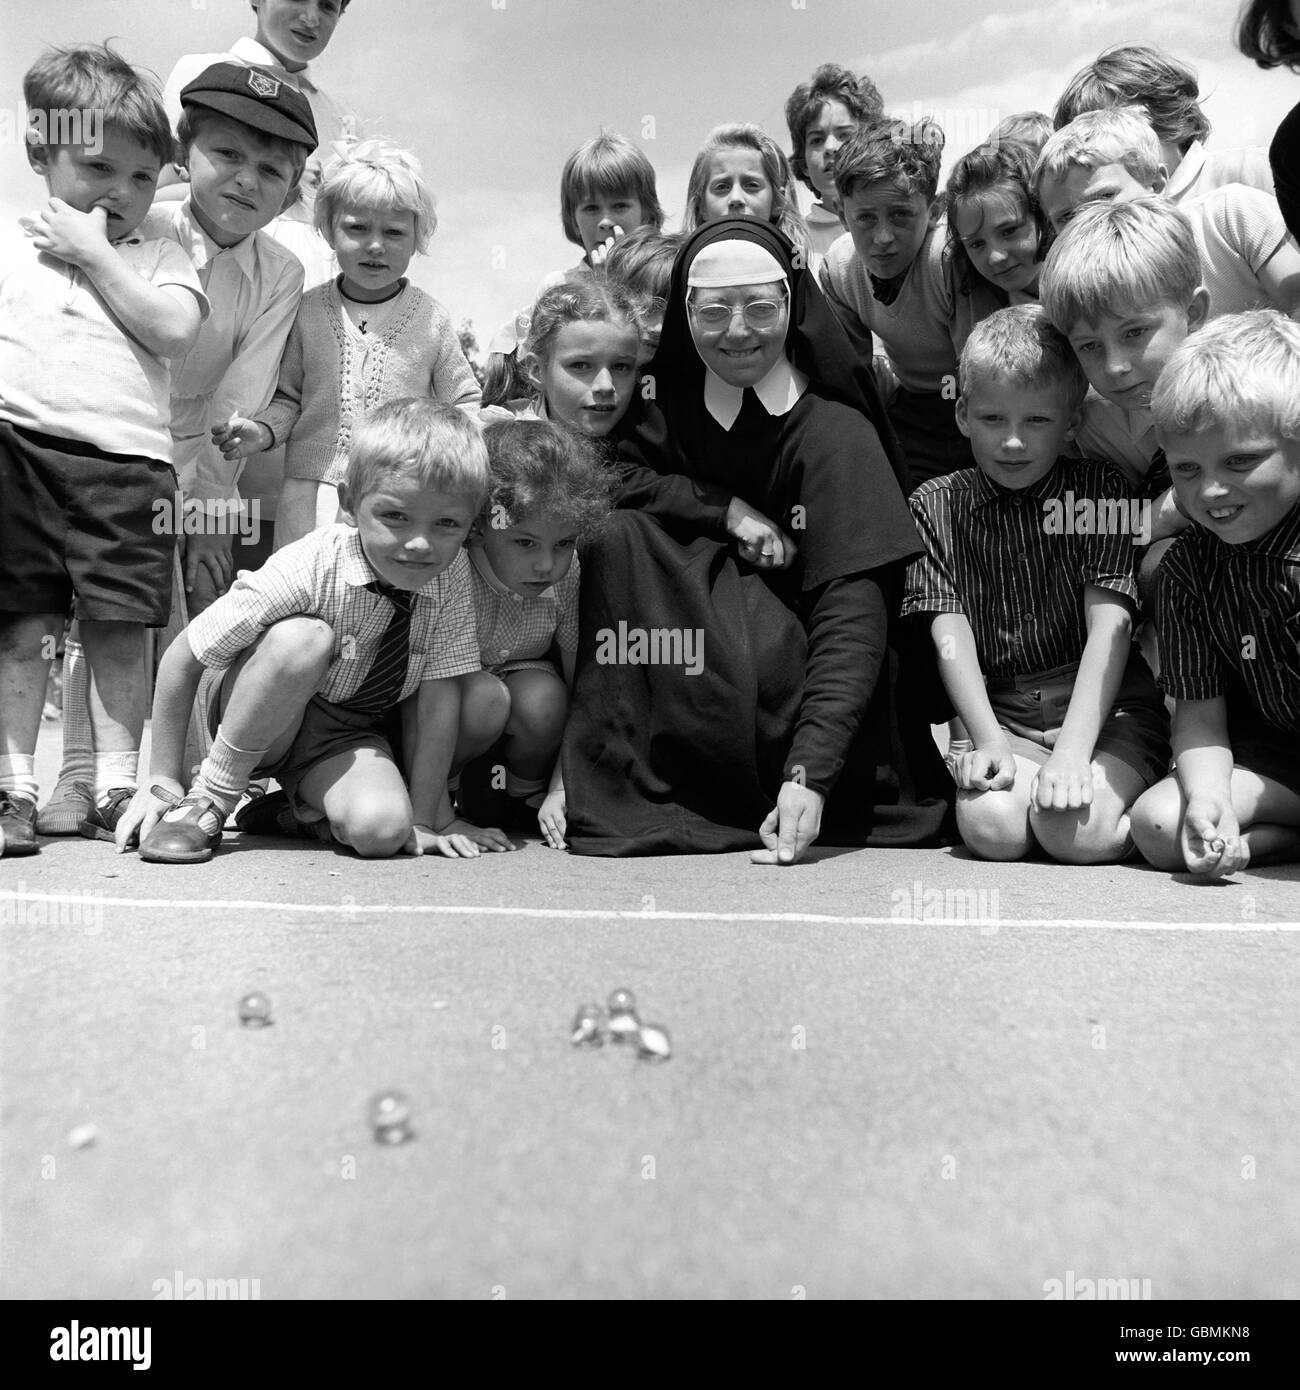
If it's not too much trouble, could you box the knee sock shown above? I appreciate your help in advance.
[56,640,95,789]
[0,754,39,804]
[190,732,268,818]
[93,750,139,798]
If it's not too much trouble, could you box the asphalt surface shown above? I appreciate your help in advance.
[3,722,1298,1300]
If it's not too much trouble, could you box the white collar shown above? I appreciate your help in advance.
[171,200,257,278]
[1165,140,1206,200]
[703,357,808,430]
[230,35,318,92]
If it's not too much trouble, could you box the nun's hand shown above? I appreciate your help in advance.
[750,781,824,865]
[726,497,797,569]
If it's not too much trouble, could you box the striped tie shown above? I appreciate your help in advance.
[345,583,416,714]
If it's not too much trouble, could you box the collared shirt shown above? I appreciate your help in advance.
[1165,140,1275,205]
[703,358,809,430]
[140,200,304,502]
[1157,502,1300,730]
[186,524,481,701]
[0,231,208,463]
[468,544,579,674]
[902,457,1140,678]
[1076,394,1162,492]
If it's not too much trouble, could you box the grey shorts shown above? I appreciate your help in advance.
[985,653,1171,788]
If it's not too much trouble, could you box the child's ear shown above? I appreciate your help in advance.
[336,483,358,525]
[26,140,51,177]
[466,515,486,545]
[926,197,944,227]
[1150,163,1169,196]
[1186,286,1210,332]
[954,395,971,437]
[1063,404,1084,442]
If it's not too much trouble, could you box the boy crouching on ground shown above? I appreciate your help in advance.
[116,399,515,862]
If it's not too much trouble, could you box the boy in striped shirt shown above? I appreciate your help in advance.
[1132,311,1300,877]
[902,306,1169,863]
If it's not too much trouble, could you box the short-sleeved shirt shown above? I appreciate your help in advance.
[1182,184,1294,317]
[0,234,208,463]
[468,544,579,675]
[902,458,1140,679]
[139,200,304,502]
[1156,502,1300,731]
[185,524,481,701]
[1165,142,1274,205]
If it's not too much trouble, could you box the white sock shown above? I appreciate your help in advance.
[93,750,139,798]
[0,753,39,803]
[191,732,267,818]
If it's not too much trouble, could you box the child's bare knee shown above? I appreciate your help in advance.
[340,804,411,858]
[505,674,568,738]
[1031,805,1129,865]
[957,790,1031,861]
[1131,781,1185,870]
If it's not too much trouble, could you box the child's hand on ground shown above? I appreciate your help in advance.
[726,497,797,570]
[956,742,1016,792]
[183,528,234,597]
[114,778,185,854]
[538,789,567,850]
[404,819,515,857]
[212,414,273,461]
[22,199,110,267]
[1181,795,1248,877]
[1032,750,1095,811]
[750,781,824,865]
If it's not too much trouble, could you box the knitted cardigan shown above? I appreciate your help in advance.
[261,279,482,484]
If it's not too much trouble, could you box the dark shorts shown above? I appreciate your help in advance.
[985,652,1172,788]
[0,421,178,625]
[201,668,396,806]
[1226,706,1300,794]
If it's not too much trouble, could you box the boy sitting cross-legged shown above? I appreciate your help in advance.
[1131,311,1300,877]
[115,398,515,862]
[902,305,1170,863]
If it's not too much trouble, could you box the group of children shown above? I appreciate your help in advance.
[1,12,1297,880]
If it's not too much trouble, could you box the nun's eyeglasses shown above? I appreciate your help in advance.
[687,294,788,331]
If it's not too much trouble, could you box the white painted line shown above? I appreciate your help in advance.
[1,890,1295,930]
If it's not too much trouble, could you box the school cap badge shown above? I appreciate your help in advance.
[247,70,281,99]
[179,62,318,151]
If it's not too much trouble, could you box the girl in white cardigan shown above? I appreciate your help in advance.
[217,140,482,545]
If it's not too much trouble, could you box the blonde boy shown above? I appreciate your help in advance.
[1132,311,1300,877]
[1033,108,1300,317]
[116,400,513,863]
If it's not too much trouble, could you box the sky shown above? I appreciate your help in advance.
[3,0,1299,358]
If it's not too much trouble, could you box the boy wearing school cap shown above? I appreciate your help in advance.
[158,1,359,289]
[42,63,318,841]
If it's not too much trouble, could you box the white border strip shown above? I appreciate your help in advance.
[0,890,1295,930]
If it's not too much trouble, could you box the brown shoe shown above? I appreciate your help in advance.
[0,792,39,856]
[138,786,225,864]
